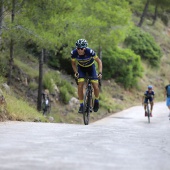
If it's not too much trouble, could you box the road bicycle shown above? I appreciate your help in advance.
[75,76,101,125]
[146,101,151,123]
[41,93,51,116]
[83,77,101,125]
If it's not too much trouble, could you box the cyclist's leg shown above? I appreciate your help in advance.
[87,64,99,112]
[149,97,154,116]
[77,66,85,113]
[88,64,99,97]
[144,98,148,116]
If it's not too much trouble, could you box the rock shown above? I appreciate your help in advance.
[49,116,54,122]
[69,97,79,107]
[2,83,10,94]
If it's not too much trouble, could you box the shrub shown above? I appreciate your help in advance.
[60,79,75,96]
[29,82,38,90]
[124,27,162,67]
[102,47,143,88]
[43,71,60,93]
[0,54,8,77]
[60,86,71,104]
[43,71,76,103]
[14,59,39,79]
[43,73,54,93]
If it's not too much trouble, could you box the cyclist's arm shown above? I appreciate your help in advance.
[152,91,155,101]
[94,56,102,73]
[71,59,78,74]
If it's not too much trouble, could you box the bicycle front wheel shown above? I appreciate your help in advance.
[147,104,150,123]
[83,90,91,125]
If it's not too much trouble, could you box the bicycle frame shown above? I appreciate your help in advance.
[83,78,93,125]
[75,76,101,125]
[146,102,150,123]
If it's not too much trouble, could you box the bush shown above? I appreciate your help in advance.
[102,47,143,88]
[60,86,71,104]
[0,54,8,77]
[43,73,55,93]
[124,27,162,67]
[29,82,38,90]
[43,71,76,103]
[60,79,75,96]
[43,71,61,93]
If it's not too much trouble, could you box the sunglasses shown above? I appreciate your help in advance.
[77,48,84,50]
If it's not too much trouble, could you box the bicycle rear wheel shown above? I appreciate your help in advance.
[83,90,91,125]
[147,104,150,123]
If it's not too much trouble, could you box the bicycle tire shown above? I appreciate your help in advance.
[147,104,150,123]
[83,89,91,125]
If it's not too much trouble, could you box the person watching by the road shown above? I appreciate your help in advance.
[142,85,155,117]
[71,39,102,114]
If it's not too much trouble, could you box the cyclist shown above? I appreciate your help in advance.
[142,85,155,117]
[71,39,102,113]
[164,83,170,117]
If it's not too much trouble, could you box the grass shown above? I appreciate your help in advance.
[14,58,39,79]
[4,93,47,122]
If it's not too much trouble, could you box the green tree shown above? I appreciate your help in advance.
[151,0,170,25]
[73,0,132,50]
[102,47,143,88]
[124,27,162,67]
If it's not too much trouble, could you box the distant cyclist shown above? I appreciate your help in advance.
[71,39,102,113]
[142,85,155,117]
[164,83,170,117]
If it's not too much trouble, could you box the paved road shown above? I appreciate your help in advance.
[0,102,170,170]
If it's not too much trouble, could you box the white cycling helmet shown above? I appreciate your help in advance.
[75,39,88,48]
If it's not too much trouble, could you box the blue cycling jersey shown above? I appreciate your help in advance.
[71,48,98,67]
[144,90,155,98]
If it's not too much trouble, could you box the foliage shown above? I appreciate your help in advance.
[0,53,8,77]
[58,79,76,104]
[102,47,143,88]
[5,94,47,122]
[0,75,5,84]
[59,86,71,104]
[127,0,170,25]
[14,58,39,79]
[43,71,59,93]
[124,27,162,67]
[60,79,75,96]
[43,71,76,103]
[29,82,38,91]
[71,0,132,50]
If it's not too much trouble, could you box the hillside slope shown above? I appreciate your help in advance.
[0,17,169,124]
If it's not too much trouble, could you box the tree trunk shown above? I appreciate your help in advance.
[43,49,48,63]
[152,3,158,25]
[8,0,15,85]
[37,49,44,111]
[138,0,150,27]
[0,0,4,47]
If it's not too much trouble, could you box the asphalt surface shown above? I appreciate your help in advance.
[0,102,170,170]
